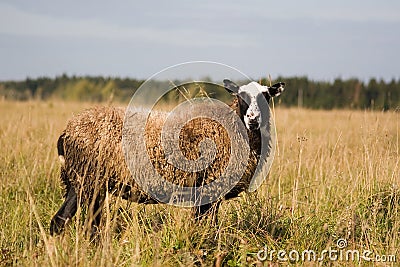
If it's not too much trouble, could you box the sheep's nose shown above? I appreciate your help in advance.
[249,118,257,124]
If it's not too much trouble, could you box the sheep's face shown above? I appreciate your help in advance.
[223,79,285,131]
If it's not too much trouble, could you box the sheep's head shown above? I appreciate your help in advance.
[223,79,285,131]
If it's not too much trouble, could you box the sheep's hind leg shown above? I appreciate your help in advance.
[50,186,78,235]
[192,201,221,225]
[88,194,104,240]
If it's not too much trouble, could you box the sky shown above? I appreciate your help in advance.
[0,0,399,82]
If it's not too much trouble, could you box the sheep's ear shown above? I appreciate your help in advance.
[223,79,239,95]
[262,82,285,97]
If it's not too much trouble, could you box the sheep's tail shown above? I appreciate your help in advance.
[57,132,66,167]
[57,132,71,197]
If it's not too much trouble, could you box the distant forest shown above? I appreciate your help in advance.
[0,74,399,110]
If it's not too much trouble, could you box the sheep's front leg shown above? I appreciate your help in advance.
[50,186,78,235]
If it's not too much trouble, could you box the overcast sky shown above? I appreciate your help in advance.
[0,1,399,81]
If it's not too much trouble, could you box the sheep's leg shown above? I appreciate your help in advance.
[50,186,78,235]
[87,193,104,241]
[192,201,221,225]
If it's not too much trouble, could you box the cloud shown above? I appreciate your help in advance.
[208,0,400,23]
[0,3,250,48]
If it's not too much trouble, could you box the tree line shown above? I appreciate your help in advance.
[0,74,399,110]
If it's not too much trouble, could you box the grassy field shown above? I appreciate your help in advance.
[0,100,399,266]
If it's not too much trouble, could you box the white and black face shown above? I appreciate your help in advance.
[224,79,285,131]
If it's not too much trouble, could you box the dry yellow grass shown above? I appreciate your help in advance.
[0,100,399,266]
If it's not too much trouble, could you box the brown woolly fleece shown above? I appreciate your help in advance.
[58,104,262,205]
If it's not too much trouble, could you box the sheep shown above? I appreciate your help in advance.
[50,79,285,236]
